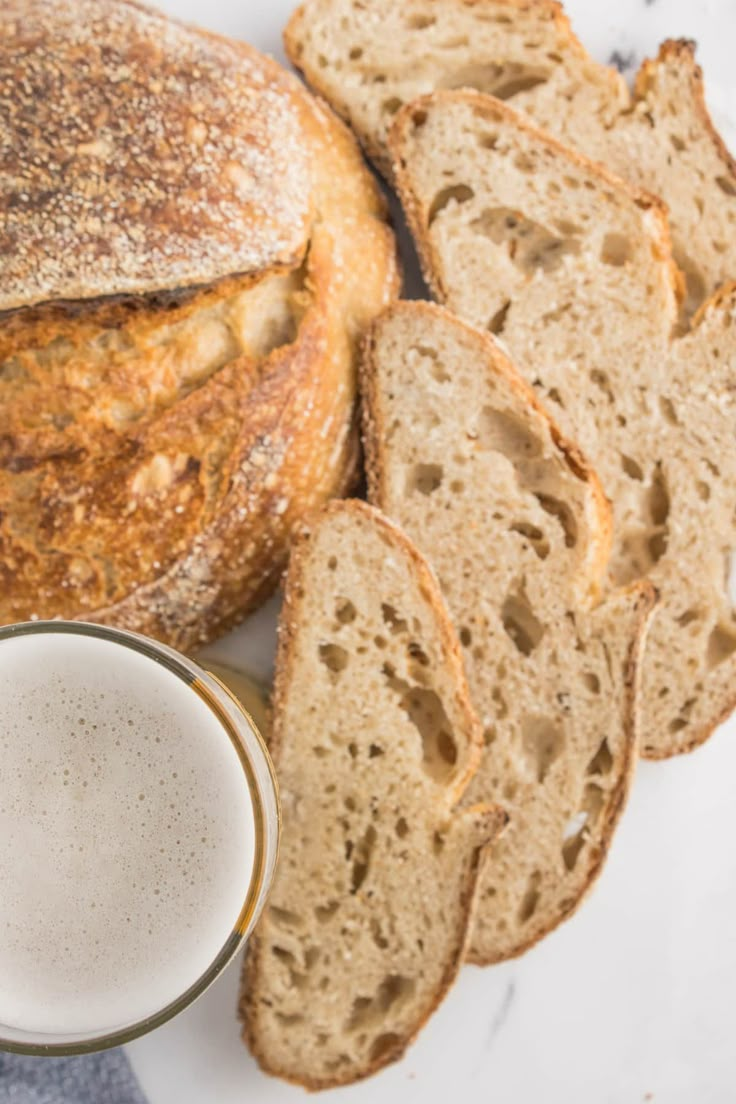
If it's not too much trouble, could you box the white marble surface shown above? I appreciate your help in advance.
[126,1,736,1100]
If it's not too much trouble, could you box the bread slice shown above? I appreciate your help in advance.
[361,300,654,964]
[240,500,506,1087]
[389,89,736,758]
[284,0,736,314]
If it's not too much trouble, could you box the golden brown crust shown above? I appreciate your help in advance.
[0,3,399,650]
[239,499,508,1088]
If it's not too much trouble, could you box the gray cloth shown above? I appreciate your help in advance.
[0,1049,147,1104]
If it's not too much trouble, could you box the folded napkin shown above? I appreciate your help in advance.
[0,1049,147,1104]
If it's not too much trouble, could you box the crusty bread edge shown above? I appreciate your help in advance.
[388,88,685,312]
[359,299,614,596]
[240,498,508,1088]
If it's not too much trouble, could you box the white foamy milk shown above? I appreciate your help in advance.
[0,630,256,1037]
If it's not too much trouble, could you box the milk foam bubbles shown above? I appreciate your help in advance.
[0,630,256,1036]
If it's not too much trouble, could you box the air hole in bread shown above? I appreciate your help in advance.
[478,132,499,150]
[670,133,686,152]
[477,406,543,461]
[374,634,387,649]
[315,900,339,923]
[520,714,563,782]
[368,744,384,758]
[275,1011,303,1026]
[562,784,604,871]
[317,53,328,68]
[312,746,329,758]
[590,368,614,402]
[408,462,443,496]
[336,598,357,624]
[370,919,389,950]
[621,454,644,480]
[382,661,459,779]
[533,493,577,548]
[502,589,545,656]
[582,671,601,694]
[509,520,550,559]
[382,96,403,117]
[348,45,363,59]
[369,1032,402,1063]
[269,905,304,930]
[349,825,376,894]
[492,71,549,101]
[677,608,701,628]
[659,396,679,425]
[382,602,409,634]
[675,249,707,316]
[319,642,349,674]
[490,687,507,720]
[395,816,409,838]
[428,184,475,224]
[648,465,670,525]
[587,738,613,776]
[406,12,436,28]
[271,946,308,989]
[488,300,511,334]
[327,556,338,571]
[518,870,541,923]
[600,232,633,267]
[514,152,535,174]
[459,626,472,647]
[716,175,736,197]
[707,624,736,668]
[470,207,580,273]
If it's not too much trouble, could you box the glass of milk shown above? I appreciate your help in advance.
[0,620,280,1054]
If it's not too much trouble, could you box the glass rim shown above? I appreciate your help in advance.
[0,619,280,1056]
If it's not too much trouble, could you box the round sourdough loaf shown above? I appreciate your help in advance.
[0,0,399,649]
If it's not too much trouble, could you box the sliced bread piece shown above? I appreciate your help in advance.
[240,500,506,1087]
[390,90,736,758]
[361,300,655,964]
[284,0,736,313]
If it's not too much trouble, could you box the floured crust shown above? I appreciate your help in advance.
[0,1,400,649]
[1,0,314,309]
[240,500,507,1086]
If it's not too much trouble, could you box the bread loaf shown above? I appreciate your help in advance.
[361,301,654,963]
[284,0,735,315]
[0,0,399,649]
[390,90,736,757]
[241,500,505,1085]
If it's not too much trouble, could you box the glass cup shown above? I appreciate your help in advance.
[0,620,280,1056]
